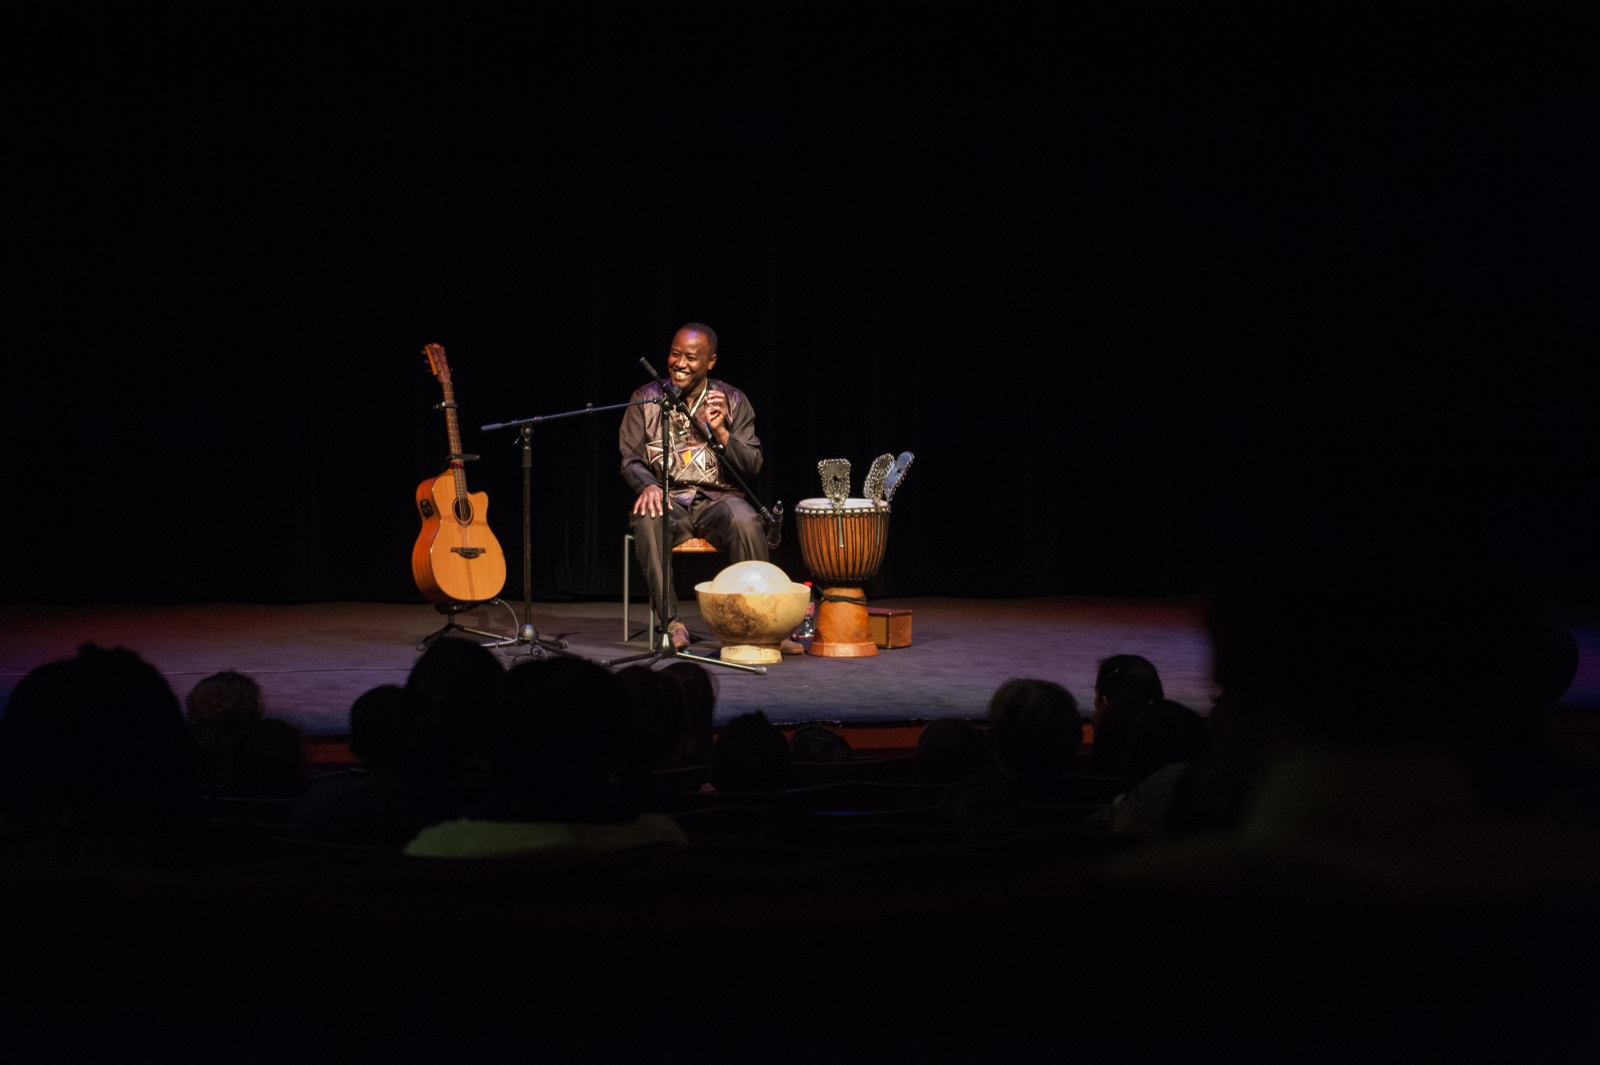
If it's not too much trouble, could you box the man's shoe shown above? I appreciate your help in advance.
[666,620,691,651]
[779,638,804,656]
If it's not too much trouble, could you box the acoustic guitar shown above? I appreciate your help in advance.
[411,343,507,604]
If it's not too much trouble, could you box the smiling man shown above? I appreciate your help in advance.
[621,323,793,653]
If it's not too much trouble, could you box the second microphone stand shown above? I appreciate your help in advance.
[476,410,611,662]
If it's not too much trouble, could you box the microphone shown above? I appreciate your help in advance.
[638,357,684,407]
[765,501,784,548]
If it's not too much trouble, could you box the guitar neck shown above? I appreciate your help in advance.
[422,343,477,521]
[439,379,471,511]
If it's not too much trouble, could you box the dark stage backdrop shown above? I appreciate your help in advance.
[8,9,1597,611]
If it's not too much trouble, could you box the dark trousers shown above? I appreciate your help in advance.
[630,493,767,623]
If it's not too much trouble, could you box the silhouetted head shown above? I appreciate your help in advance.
[490,657,632,821]
[348,684,409,772]
[403,637,504,767]
[185,670,264,732]
[0,644,201,833]
[709,711,791,792]
[916,718,997,784]
[616,665,692,774]
[1526,623,1580,714]
[985,678,1082,779]
[407,638,502,728]
[1094,655,1164,716]
[789,723,852,763]
[1091,654,1165,774]
[660,661,717,764]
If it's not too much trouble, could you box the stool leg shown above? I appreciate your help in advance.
[622,532,662,645]
[622,533,632,642]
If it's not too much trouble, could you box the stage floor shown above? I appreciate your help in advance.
[5,597,1599,740]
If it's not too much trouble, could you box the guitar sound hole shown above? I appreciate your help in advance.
[453,500,475,523]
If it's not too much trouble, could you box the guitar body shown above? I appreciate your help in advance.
[411,342,507,605]
[412,473,507,604]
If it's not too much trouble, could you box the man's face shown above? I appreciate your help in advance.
[666,328,717,397]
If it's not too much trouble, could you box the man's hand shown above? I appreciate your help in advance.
[632,484,667,518]
[702,389,731,447]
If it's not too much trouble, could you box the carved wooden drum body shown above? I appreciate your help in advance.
[795,498,891,658]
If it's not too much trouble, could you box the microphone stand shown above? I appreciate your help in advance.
[477,402,639,662]
[604,361,777,675]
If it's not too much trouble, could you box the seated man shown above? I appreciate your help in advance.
[620,322,796,653]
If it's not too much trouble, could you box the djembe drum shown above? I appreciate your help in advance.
[795,498,891,657]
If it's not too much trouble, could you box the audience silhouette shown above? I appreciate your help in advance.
[1070,536,1600,1058]
[187,671,307,798]
[914,717,997,784]
[615,663,697,776]
[659,660,717,766]
[405,656,685,857]
[1087,653,1163,776]
[295,637,502,845]
[0,643,205,865]
[708,710,792,793]
[2,571,1594,1062]
[788,722,853,763]
[346,683,408,773]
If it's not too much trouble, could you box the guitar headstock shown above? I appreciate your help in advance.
[423,343,451,385]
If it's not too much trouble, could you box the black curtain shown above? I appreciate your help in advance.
[7,9,1596,611]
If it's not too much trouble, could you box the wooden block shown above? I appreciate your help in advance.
[867,607,913,648]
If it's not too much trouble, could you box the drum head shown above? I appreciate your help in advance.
[796,497,888,512]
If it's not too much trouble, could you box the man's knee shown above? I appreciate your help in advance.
[726,506,764,536]
[721,507,768,560]
[630,517,677,569]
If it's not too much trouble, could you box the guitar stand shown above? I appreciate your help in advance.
[417,599,517,651]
